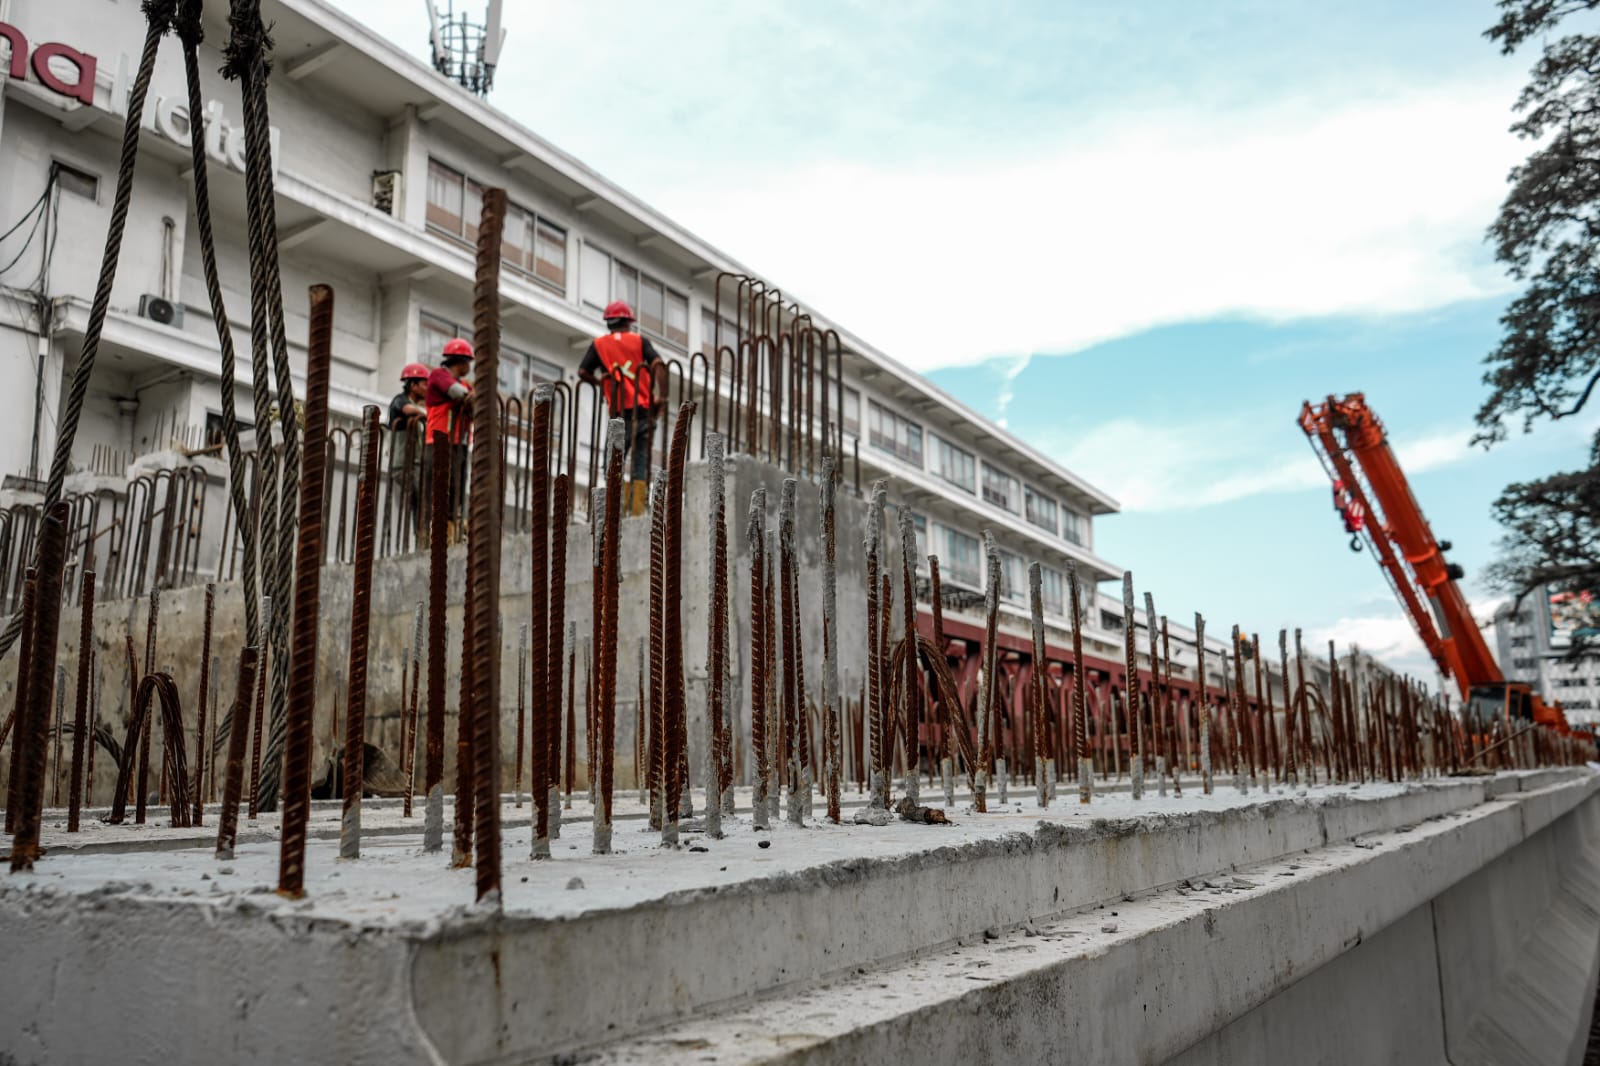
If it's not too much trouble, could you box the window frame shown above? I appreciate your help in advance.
[932,434,976,494]
[981,463,1020,514]
[867,399,924,466]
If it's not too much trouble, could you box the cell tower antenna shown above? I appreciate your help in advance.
[422,0,506,98]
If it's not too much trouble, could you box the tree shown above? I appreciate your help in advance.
[1479,1,1600,621]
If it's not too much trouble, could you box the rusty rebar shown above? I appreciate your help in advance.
[1029,562,1047,808]
[403,602,422,818]
[565,623,577,805]
[897,507,920,807]
[67,571,95,832]
[547,472,570,832]
[864,480,886,808]
[138,587,159,820]
[424,428,449,852]
[453,571,476,869]
[749,487,770,827]
[1068,562,1091,803]
[779,478,800,825]
[878,571,894,801]
[648,471,667,830]
[663,403,696,840]
[190,581,213,826]
[975,532,1000,814]
[51,666,65,809]
[1143,591,1164,797]
[594,420,625,854]
[468,186,508,902]
[1293,629,1314,783]
[1278,630,1296,784]
[1163,616,1179,796]
[515,624,527,806]
[529,383,553,858]
[215,647,260,860]
[3,572,37,836]
[705,433,728,834]
[819,457,841,823]
[277,283,333,899]
[588,490,602,812]
[12,505,67,872]
[928,555,954,801]
[339,405,380,860]
[1195,613,1212,794]
[1122,574,1143,800]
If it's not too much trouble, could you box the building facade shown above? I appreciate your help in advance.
[1493,594,1600,729]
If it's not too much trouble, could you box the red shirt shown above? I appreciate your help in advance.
[425,367,472,443]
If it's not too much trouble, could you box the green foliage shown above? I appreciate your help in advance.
[1481,1,1600,614]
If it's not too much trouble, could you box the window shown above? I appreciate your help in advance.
[499,346,564,398]
[1041,566,1066,616]
[982,464,1020,513]
[942,526,980,587]
[932,435,975,492]
[580,243,611,309]
[578,241,688,349]
[1062,508,1085,547]
[998,550,1025,604]
[426,159,565,292]
[54,161,98,200]
[426,159,464,235]
[1100,610,1123,633]
[419,311,461,361]
[842,387,860,436]
[868,399,923,465]
[1025,487,1058,535]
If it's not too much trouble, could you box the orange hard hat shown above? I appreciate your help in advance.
[442,338,474,361]
[602,300,634,323]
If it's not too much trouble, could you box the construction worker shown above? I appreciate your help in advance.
[426,338,474,541]
[390,362,431,537]
[578,300,660,516]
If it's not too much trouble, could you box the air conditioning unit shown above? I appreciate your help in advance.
[137,294,183,329]
[372,170,402,216]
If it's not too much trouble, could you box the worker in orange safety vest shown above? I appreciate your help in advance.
[425,337,474,542]
[578,300,660,516]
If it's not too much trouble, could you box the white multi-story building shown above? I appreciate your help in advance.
[1493,594,1600,728]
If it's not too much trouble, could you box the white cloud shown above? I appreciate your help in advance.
[656,83,1524,371]
[1048,418,1474,513]
[1305,598,1504,686]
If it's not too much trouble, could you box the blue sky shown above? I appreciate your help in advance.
[337,0,1600,679]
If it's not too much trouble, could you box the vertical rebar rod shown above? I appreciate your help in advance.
[1122,573,1143,800]
[663,403,696,839]
[864,480,886,809]
[1230,625,1248,794]
[247,596,269,819]
[1143,591,1165,797]
[648,471,667,831]
[898,507,920,807]
[138,587,159,820]
[403,603,422,818]
[976,532,1000,813]
[878,572,892,803]
[453,571,476,868]
[565,622,577,806]
[67,571,95,832]
[1029,563,1047,808]
[749,488,769,829]
[468,187,507,902]
[929,555,954,804]
[1279,630,1296,785]
[340,405,380,860]
[1162,617,1180,795]
[1195,613,1212,794]
[277,283,333,900]
[4,573,37,836]
[191,582,213,826]
[594,421,625,853]
[529,384,552,859]
[820,458,841,823]
[1068,562,1091,803]
[424,430,449,852]
[779,478,800,825]
[13,504,68,872]
[515,625,527,807]
[51,667,65,809]
[705,434,727,836]
[215,647,259,860]
[547,472,570,837]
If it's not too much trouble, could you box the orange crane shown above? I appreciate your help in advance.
[1299,393,1571,734]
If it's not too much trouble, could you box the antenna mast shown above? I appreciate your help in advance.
[423,0,506,98]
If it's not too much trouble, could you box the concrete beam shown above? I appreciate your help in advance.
[284,41,344,82]
[276,218,332,252]
[416,100,448,123]
[572,195,603,212]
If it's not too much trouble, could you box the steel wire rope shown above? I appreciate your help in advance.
[223,0,299,809]
[0,2,177,666]
[174,0,260,764]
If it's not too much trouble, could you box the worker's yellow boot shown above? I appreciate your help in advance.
[627,480,649,517]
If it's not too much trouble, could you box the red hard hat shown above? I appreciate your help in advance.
[401,362,430,382]
[442,337,474,360]
[602,300,635,323]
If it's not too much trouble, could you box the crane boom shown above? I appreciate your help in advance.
[1299,393,1570,733]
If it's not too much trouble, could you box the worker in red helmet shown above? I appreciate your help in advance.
[425,337,475,542]
[578,300,660,516]
[389,362,432,534]
[390,362,430,433]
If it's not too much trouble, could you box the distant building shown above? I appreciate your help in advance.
[1492,593,1600,728]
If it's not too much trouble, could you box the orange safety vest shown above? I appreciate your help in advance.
[426,379,472,444]
[593,332,652,412]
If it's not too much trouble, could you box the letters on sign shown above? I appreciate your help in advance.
[0,21,97,105]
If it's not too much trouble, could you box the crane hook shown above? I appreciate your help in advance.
[1349,533,1363,553]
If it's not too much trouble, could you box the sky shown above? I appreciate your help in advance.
[335,0,1600,681]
